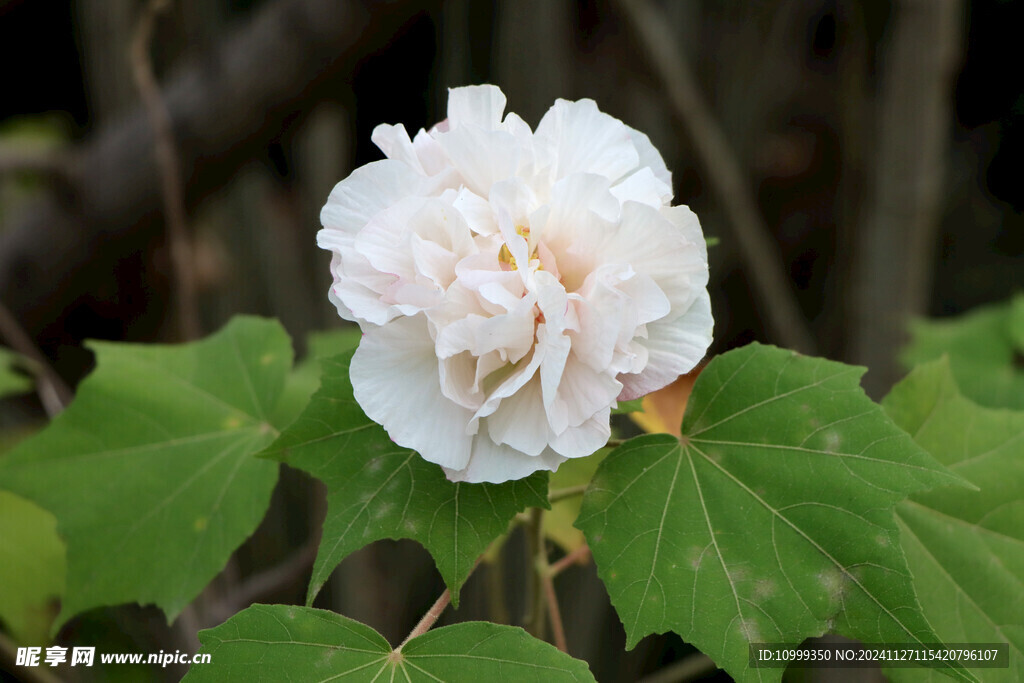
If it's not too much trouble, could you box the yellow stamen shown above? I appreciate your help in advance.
[499,225,541,271]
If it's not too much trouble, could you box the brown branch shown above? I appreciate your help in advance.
[0,298,72,415]
[0,0,430,346]
[540,566,568,653]
[129,0,200,340]
[0,631,66,683]
[847,0,964,396]
[549,543,590,577]
[612,0,816,355]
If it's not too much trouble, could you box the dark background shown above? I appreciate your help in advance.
[0,0,1021,681]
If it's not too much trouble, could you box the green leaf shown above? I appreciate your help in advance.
[544,447,608,552]
[272,326,363,427]
[883,359,1024,682]
[575,343,970,683]
[0,491,65,643]
[0,346,32,398]
[0,317,289,627]
[262,351,548,607]
[902,294,1024,409]
[611,397,644,415]
[183,604,595,682]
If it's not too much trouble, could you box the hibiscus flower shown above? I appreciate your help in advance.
[318,85,712,483]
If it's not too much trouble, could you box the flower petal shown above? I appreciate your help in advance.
[445,426,566,483]
[319,159,425,234]
[618,289,713,401]
[351,316,474,470]
[535,98,640,182]
[447,84,507,130]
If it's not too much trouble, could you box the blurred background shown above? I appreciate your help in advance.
[0,0,1021,681]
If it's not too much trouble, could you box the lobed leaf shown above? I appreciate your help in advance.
[0,316,289,626]
[576,343,970,682]
[883,359,1024,682]
[182,603,595,682]
[262,351,548,607]
[0,491,65,643]
[901,294,1024,410]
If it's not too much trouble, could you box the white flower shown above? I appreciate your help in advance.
[318,85,712,483]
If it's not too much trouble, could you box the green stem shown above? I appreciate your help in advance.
[547,483,589,504]
[523,507,547,641]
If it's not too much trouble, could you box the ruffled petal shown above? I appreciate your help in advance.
[436,126,521,197]
[618,289,713,401]
[549,407,612,458]
[319,159,425,234]
[535,98,640,183]
[351,316,475,470]
[371,123,424,174]
[445,426,566,483]
[626,125,672,189]
[447,84,507,130]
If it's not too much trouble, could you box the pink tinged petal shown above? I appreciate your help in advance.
[484,374,551,456]
[320,159,425,234]
[535,98,640,182]
[534,241,561,282]
[447,84,507,130]
[549,407,612,458]
[371,123,425,174]
[351,316,475,470]
[444,428,567,484]
[618,289,713,401]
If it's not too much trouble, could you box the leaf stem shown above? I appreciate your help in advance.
[547,483,589,504]
[523,507,546,640]
[397,587,451,651]
[538,557,568,653]
[549,543,591,577]
[0,297,73,416]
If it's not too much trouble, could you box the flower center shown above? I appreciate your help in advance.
[498,225,542,271]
